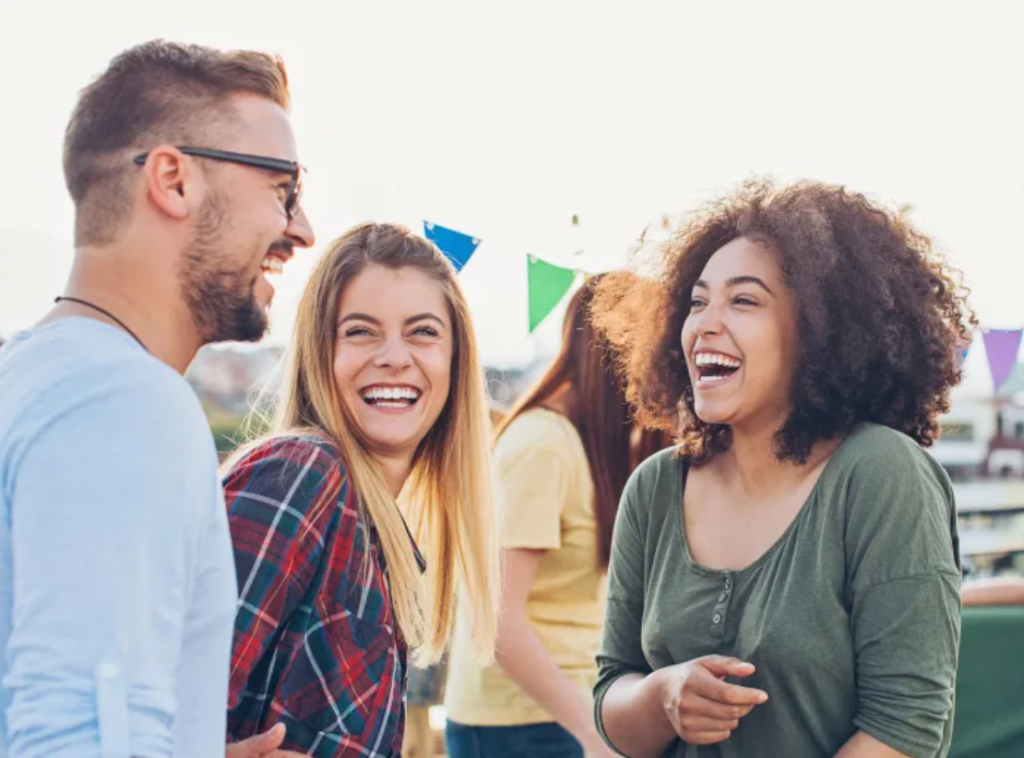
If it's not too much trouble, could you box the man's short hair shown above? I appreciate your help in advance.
[64,40,290,246]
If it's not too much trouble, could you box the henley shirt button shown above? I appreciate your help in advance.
[713,613,722,624]
[718,593,728,603]
[724,577,732,590]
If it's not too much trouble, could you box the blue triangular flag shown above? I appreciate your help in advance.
[424,222,480,272]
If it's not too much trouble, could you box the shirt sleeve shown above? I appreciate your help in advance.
[844,430,961,758]
[223,437,343,719]
[594,465,653,749]
[225,437,407,757]
[5,372,221,758]
[495,414,573,550]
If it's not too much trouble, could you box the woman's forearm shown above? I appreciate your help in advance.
[598,670,677,758]
[494,613,604,751]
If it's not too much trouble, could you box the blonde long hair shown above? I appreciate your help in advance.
[244,223,499,664]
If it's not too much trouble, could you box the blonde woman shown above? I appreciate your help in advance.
[221,223,500,757]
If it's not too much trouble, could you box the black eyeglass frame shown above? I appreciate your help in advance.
[133,146,305,219]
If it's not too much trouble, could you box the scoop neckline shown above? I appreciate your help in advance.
[673,436,851,579]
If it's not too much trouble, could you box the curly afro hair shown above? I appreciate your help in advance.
[591,178,976,465]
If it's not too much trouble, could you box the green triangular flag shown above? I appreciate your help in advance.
[528,255,577,333]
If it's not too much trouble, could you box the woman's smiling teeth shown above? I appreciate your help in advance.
[362,386,422,408]
[694,351,743,384]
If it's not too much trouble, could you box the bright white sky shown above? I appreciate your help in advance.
[2,1,1023,371]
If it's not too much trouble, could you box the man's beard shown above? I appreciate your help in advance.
[180,192,270,345]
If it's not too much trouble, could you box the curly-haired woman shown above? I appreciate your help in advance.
[590,180,973,758]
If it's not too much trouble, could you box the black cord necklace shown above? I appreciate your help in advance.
[54,296,148,352]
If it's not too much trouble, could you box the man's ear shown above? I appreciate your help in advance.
[140,145,199,220]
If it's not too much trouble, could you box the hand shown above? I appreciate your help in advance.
[226,724,308,758]
[657,655,768,746]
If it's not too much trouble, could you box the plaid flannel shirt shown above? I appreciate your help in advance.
[224,435,422,757]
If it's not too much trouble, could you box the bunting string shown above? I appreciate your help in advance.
[424,220,1024,393]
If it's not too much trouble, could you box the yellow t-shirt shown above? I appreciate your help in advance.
[444,407,605,726]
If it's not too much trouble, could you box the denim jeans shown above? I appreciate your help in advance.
[445,720,584,758]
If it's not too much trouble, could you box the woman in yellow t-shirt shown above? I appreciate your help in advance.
[444,275,671,758]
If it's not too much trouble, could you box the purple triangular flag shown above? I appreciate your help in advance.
[982,329,1023,391]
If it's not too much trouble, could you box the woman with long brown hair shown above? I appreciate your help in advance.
[444,275,669,758]
[221,223,500,757]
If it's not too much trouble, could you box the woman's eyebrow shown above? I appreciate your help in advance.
[693,276,774,295]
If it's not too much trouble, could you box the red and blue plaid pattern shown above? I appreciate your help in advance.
[224,435,418,757]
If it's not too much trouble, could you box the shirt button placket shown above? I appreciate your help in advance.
[710,572,733,638]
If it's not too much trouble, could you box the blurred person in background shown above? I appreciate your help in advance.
[444,275,671,758]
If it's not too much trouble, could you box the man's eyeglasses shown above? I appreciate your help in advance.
[133,147,305,220]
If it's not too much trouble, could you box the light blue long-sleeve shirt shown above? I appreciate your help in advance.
[0,318,237,757]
